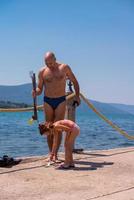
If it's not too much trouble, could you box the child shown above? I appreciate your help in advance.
[39,119,80,169]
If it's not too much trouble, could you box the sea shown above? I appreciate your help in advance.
[0,110,134,158]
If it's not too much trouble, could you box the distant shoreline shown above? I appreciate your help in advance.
[0,100,31,109]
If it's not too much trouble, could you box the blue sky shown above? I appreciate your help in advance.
[0,0,134,104]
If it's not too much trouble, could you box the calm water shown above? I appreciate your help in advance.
[0,111,134,157]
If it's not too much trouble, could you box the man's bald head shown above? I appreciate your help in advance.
[45,52,56,60]
[44,52,56,68]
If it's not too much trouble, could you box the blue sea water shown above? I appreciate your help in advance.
[0,111,134,157]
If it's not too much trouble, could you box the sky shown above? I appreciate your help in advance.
[0,0,134,105]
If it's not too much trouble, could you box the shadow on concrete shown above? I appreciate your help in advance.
[0,164,47,175]
[74,148,134,158]
[74,160,114,171]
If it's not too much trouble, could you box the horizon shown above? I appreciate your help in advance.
[0,83,134,106]
[0,0,134,105]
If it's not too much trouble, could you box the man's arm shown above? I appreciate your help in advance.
[36,70,44,95]
[32,69,43,97]
[66,65,81,105]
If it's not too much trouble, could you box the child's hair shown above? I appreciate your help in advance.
[38,121,54,135]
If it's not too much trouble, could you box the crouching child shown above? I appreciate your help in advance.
[39,119,80,169]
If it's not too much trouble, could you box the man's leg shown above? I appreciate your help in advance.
[43,103,54,152]
[54,101,66,155]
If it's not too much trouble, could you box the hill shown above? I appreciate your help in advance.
[0,84,35,104]
[110,103,134,115]
[0,84,134,115]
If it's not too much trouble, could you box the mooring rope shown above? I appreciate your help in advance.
[80,92,134,140]
[0,105,43,112]
[0,92,134,140]
[0,93,75,112]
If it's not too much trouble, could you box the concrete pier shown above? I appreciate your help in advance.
[0,147,134,200]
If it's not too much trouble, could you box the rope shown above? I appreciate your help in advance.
[0,93,75,112]
[80,92,134,140]
[0,105,43,112]
[1,92,134,140]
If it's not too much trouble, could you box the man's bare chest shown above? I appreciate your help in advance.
[43,70,66,83]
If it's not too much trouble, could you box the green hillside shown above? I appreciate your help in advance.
[0,84,134,115]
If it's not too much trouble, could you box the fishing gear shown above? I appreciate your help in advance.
[29,71,45,135]
[28,71,38,125]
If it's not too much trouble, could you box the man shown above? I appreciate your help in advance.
[32,52,80,161]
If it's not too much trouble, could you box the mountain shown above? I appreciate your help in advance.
[110,103,134,115]
[0,84,43,105]
[77,99,134,115]
[0,84,134,115]
[0,84,33,104]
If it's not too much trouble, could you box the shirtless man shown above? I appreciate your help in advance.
[32,52,80,161]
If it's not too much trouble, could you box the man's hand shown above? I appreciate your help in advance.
[32,90,36,98]
[32,87,42,98]
[75,96,81,106]
[38,123,45,135]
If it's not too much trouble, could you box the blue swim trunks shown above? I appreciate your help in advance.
[44,96,66,110]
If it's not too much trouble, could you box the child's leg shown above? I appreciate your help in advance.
[64,128,79,166]
[64,133,71,166]
[67,131,78,165]
[51,131,62,162]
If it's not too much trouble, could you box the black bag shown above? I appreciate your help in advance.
[0,155,21,168]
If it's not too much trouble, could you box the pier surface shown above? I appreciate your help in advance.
[0,147,134,200]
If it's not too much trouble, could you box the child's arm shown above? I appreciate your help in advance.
[51,125,71,155]
[54,124,71,133]
[51,130,59,157]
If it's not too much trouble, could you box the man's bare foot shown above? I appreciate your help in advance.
[56,163,75,170]
[45,160,55,167]
[46,154,63,164]
[46,156,51,162]
[51,155,62,163]
[54,159,62,164]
